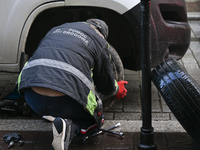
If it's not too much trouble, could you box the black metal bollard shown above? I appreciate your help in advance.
[137,0,157,149]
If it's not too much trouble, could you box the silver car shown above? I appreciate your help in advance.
[0,0,190,99]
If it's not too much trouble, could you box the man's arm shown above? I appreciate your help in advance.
[93,45,128,99]
[93,46,118,96]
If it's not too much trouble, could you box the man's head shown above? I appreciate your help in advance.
[86,19,108,39]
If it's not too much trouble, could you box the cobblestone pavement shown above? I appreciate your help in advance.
[0,0,199,132]
[0,1,200,149]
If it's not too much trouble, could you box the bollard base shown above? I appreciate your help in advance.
[137,144,157,150]
[137,127,157,150]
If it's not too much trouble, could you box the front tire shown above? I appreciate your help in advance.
[99,44,124,109]
[108,44,124,81]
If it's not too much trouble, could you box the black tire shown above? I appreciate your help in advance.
[99,44,124,109]
[108,44,124,81]
[152,59,200,145]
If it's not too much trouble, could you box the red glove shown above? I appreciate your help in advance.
[115,81,128,100]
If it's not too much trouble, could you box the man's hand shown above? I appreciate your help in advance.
[115,81,128,100]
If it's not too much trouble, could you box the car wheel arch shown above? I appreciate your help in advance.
[18,1,65,66]
[22,5,137,70]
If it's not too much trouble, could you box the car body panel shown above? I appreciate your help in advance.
[0,0,140,72]
[64,0,140,14]
[0,0,64,72]
[0,0,190,99]
[122,0,190,70]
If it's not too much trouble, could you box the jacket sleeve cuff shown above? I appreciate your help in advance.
[107,80,119,97]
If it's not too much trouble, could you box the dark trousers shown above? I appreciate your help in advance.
[24,88,96,134]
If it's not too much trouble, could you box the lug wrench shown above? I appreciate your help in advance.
[83,122,122,141]
[83,131,103,142]
[100,129,124,138]
[101,123,123,138]
[104,122,121,130]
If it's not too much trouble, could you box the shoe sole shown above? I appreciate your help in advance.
[52,118,66,150]
[64,120,72,149]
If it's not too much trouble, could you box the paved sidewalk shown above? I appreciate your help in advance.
[186,0,200,14]
[0,1,200,150]
[0,131,198,150]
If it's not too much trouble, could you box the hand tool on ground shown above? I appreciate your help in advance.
[100,128,124,138]
[2,132,34,148]
[104,122,121,130]
[83,130,103,142]
[3,133,21,148]
[8,141,14,148]
[83,122,122,141]
[17,140,35,146]
[99,122,124,138]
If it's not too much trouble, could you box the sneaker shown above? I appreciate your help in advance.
[52,118,76,150]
